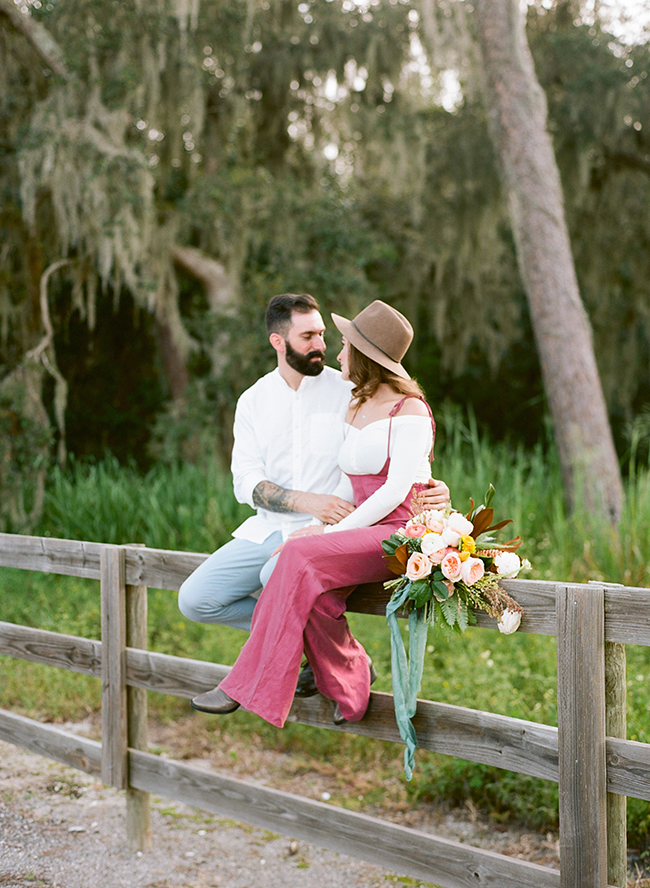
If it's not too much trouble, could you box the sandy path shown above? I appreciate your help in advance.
[0,725,562,888]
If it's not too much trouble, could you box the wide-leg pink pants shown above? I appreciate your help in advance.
[219,521,402,727]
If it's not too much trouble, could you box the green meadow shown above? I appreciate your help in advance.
[2,409,650,848]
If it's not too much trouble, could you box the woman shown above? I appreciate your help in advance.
[191,300,435,727]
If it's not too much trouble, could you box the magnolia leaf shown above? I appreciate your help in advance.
[484,484,496,509]
[471,507,494,537]
[433,579,452,600]
[485,517,514,532]
[465,497,476,521]
[384,542,409,575]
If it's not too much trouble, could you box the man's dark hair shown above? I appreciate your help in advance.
[265,293,319,336]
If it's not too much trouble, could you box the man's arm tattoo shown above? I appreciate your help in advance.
[253,481,302,514]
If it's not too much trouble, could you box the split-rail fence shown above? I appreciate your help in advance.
[1,531,649,888]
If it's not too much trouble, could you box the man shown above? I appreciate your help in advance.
[179,294,449,667]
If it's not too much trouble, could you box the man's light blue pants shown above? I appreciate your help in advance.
[178,532,282,632]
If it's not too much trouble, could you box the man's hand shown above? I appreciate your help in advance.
[420,478,450,508]
[298,492,355,525]
[252,481,355,524]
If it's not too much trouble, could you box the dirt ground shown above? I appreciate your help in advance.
[0,715,569,888]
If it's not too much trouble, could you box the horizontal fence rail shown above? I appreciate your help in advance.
[0,532,642,888]
[3,532,650,644]
[3,618,650,802]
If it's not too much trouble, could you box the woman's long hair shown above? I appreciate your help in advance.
[348,343,424,405]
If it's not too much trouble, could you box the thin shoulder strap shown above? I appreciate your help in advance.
[387,395,436,461]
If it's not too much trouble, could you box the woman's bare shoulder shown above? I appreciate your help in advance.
[393,397,429,417]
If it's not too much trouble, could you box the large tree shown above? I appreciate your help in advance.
[473,0,624,520]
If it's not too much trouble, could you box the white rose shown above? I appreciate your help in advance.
[421,532,443,556]
[494,551,522,578]
[441,527,462,548]
[498,608,522,635]
[446,511,474,537]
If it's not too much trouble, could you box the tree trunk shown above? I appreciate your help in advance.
[474,0,624,522]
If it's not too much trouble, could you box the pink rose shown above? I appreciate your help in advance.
[440,550,463,582]
[406,552,433,581]
[405,523,427,539]
[460,556,485,586]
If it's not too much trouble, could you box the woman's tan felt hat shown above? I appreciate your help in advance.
[331,300,413,380]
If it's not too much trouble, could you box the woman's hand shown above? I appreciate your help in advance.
[421,478,450,508]
[271,524,325,556]
[289,525,326,539]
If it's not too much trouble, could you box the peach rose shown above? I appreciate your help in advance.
[440,550,463,582]
[460,556,485,586]
[422,510,445,534]
[406,551,433,581]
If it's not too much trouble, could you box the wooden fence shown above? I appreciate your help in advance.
[1,531,650,888]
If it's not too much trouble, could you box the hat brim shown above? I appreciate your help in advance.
[331,312,411,380]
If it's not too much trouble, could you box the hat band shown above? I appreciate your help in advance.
[351,320,402,365]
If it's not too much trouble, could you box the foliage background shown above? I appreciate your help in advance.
[2,0,650,863]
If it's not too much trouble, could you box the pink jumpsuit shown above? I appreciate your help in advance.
[219,401,433,728]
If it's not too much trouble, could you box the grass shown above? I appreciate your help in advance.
[2,408,650,851]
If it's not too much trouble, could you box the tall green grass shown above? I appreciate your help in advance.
[2,410,650,847]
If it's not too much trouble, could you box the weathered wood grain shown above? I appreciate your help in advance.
[605,641,627,887]
[290,689,560,782]
[3,625,650,801]
[0,708,101,775]
[0,621,101,676]
[100,546,128,790]
[4,534,650,644]
[0,532,103,578]
[348,578,559,636]
[128,747,561,888]
[125,569,151,852]
[557,584,608,888]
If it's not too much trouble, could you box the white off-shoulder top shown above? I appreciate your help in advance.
[324,415,433,533]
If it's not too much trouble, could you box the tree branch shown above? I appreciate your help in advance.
[171,245,235,313]
[604,148,650,177]
[0,0,68,79]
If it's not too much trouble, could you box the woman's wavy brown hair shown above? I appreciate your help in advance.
[348,343,424,405]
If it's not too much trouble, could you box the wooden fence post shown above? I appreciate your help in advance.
[605,640,627,887]
[125,545,151,852]
[100,545,128,790]
[556,583,607,888]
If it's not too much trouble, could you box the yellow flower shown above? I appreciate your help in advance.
[460,534,476,554]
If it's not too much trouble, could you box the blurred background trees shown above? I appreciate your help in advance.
[1,0,649,529]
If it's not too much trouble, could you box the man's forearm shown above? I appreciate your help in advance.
[252,481,303,514]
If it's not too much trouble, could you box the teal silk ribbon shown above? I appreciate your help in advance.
[386,583,431,780]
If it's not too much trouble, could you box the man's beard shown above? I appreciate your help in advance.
[285,339,326,376]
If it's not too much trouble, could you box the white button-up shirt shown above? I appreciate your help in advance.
[231,366,353,542]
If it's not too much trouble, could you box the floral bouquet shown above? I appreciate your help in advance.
[383,485,529,780]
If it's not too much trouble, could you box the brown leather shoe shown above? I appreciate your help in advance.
[190,686,240,714]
